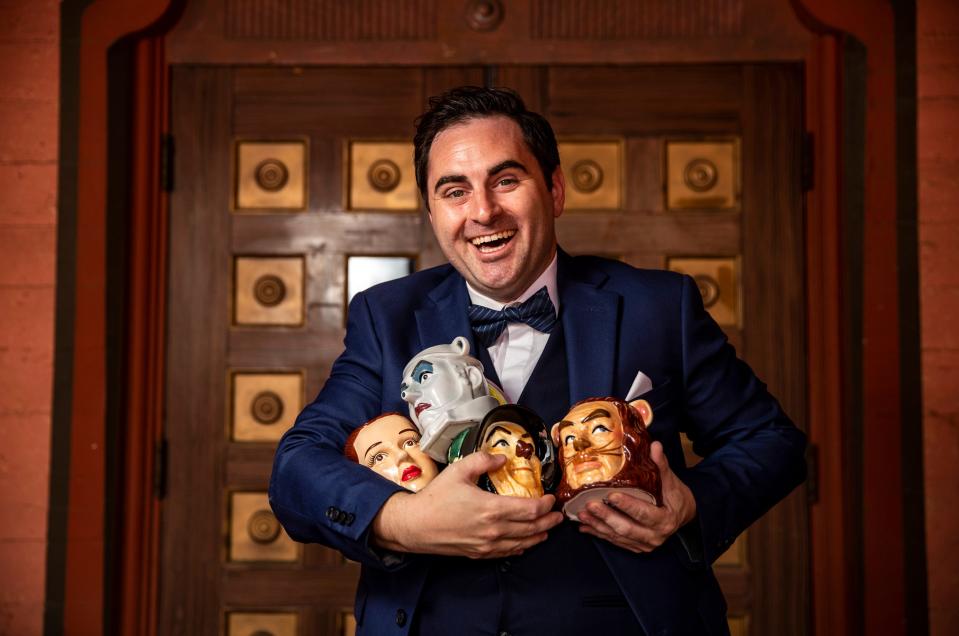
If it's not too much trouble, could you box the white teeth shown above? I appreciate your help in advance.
[470,230,516,246]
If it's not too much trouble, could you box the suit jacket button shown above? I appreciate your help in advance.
[346,513,355,525]
[326,507,336,520]
[395,608,407,626]
[337,510,348,524]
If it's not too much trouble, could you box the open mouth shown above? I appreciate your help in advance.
[469,230,516,253]
[415,403,431,417]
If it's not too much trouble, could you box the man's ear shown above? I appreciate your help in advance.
[550,166,566,219]
[550,422,561,445]
[628,399,654,427]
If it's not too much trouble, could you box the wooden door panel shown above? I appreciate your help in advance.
[163,63,807,635]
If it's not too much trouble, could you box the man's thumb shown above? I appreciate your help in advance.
[650,441,671,475]
[454,451,505,480]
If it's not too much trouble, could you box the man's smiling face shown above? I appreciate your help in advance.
[426,116,565,302]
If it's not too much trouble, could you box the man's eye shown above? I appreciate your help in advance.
[592,424,611,434]
[492,439,510,448]
[497,177,517,187]
[445,189,466,199]
[564,434,576,446]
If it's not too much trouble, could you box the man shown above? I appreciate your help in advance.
[269,87,806,635]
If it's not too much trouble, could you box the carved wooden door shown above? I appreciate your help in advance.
[162,64,807,636]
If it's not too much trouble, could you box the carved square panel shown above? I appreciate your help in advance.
[228,612,298,636]
[348,141,418,211]
[235,140,307,210]
[341,612,357,636]
[665,139,740,210]
[728,615,749,636]
[667,257,740,327]
[234,256,304,326]
[559,141,622,210]
[231,372,303,442]
[346,255,415,306]
[229,492,299,562]
[716,532,747,567]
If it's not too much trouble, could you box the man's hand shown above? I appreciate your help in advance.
[577,441,697,553]
[372,451,563,559]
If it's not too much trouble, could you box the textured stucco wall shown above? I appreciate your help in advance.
[919,1,959,634]
[0,1,59,634]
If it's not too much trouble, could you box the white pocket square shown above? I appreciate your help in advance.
[625,370,653,401]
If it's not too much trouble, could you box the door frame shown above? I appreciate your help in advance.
[49,1,915,634]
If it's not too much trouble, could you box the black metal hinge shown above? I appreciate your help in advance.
[160,133,175,193]
[154,437,168,500]
[802,132,815,192]
[806,443,819,505]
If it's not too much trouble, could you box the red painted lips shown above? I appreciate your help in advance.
[401,465,422,482]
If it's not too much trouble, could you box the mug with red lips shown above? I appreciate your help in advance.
[447,404,557,498]
[344,413,439,492]
[551,396,662,521]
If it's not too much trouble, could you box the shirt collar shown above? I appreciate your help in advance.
[465,251,559,313]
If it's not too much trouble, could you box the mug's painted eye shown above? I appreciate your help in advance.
[416,371,432,383]
[564,434,576,446]
[403,438,419,448]
[368,451,388,467]
[592,424,611,435]
[492,439,510,448]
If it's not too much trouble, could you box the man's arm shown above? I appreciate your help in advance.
[269,292,561,567]
[578,274,807,562]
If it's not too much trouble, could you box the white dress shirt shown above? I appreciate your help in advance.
[465,253,560,403]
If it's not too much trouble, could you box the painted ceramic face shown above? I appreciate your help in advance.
[482,421,544,498]
[351,414,438,492]
[425,116,565,303]
[554,400,626,491]
[400,345,485,434]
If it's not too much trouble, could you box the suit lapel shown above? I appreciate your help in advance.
[414,268,480,357]
[557,251,620,402]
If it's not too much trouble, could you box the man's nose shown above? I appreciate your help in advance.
[573,438,591,452]
[469,188,500,224]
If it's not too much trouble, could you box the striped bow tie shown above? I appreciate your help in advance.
[467,286,557,348]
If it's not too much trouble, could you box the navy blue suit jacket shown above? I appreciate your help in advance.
[269,251,806,635]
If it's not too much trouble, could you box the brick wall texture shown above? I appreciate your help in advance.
[919,1,959,634]
[0,1,59,634]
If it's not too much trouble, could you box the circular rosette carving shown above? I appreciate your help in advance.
[253,274,286,307]
[251,390,284,425]
[465,0,503,32]
[247,509,282,544]
[693,274,721,308]
[367,159,401,193]
[683,158,718,192]
[254,159,290,192]
[570,159,604,193]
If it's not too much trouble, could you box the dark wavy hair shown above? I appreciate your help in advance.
[413,86,561,210]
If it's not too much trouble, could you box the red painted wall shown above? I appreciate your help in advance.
[0,1,59,634]
[919,1,959,634]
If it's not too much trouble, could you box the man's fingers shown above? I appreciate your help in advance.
[452,451,507,481]
[606,492,660,524]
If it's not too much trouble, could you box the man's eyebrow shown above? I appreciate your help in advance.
[488,160,528,177]
[433,174,467,194]
[484,425,513,443]
[582,408,611,423]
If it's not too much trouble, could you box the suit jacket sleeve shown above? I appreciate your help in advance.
[268,292,410,570]
[674,274,807,564]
